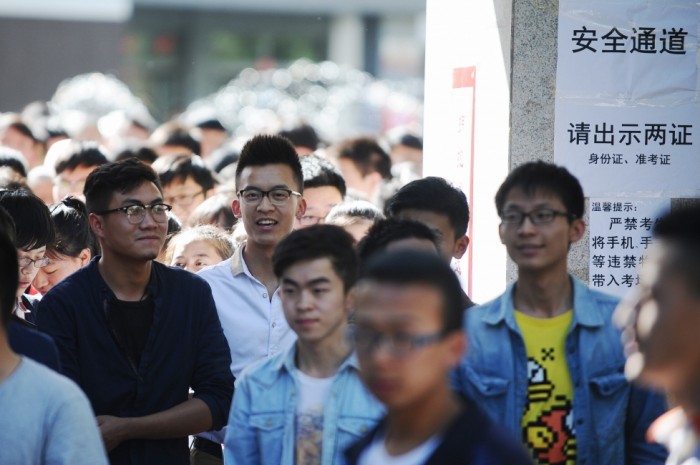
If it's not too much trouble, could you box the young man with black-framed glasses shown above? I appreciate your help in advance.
[37,158,234,465]
[197,134,306,464]
[346,250,531,465]
[453,161,667,464]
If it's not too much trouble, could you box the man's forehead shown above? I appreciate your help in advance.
[503,188,565,208]
[355,281,442,316]
[236,163,298,187]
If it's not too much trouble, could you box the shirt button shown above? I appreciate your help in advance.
[272,322,276,328]
[263,293,268,299]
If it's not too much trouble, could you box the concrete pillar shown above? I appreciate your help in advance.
[508,0,588,283]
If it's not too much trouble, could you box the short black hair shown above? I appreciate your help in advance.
[235,134,303,192]
[653,204,700,295]
[359,250,464,333]
[273,224,358,293]
[0,146,28,178]
[54,141,108,175]
[150,121,201,155]
[300,154,346,197]
[188,193,238,231]
[337,137,392,180]
[495,161,584,219]
[152,153,217,192]
[0,188,54,251]
[357,218,439,264]
[84,158,163,214]
[0,205,16,245]
[278,124,321,151]
[48,196,100,259]
[385,177,470,237]
[114,146,159,165]
[0,227,18,327]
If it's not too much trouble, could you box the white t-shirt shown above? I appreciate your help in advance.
[295,370,336,465]
[358,432,441,465]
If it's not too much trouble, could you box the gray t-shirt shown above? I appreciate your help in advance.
[0,357,109,465]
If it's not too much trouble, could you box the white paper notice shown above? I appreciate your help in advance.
[555,0,699,197]
[588,198,670,298]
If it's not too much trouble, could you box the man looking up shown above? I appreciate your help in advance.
[197,134,306,462]
[38,158,234,465]
[615,204,700,464]
[346,250,532,464]
[226,225,382,465]
[454,161,666,464]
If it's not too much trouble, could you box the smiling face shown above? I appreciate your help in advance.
[89,181,168,263]
[498,188,584,276]
[279,257,351,347]
[233,164,306,250]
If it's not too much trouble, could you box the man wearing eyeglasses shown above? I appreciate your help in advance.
[295,154,346,229]
[454,161,667,464]
[37,158,234,465]
[152,153,216,225]
[197,134,306,464]
[346,250,532,464]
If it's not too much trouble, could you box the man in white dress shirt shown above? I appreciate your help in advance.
[196,134,307,463]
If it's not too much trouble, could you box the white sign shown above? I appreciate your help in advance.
[588,197,670,298]
[555,0,699,197]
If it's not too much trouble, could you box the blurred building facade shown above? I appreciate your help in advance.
[0,0,425,120]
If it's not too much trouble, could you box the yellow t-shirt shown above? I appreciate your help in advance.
[515,310,576,465]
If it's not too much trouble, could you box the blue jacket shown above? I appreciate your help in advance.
[37,258,234,465]
[454,277,667,465]
[225,344,383,465]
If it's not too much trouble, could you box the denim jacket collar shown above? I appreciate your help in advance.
[481,276,605,330]
[252,343,360,388]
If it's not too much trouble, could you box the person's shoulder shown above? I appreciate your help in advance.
[572,277,620,314]
[450,398,533,464]
[237,350,288,386]
[7,321,61,371]
[465,291,509,324]
[197,257,233,279]
[41,261,96,301]
[12,358,86,401]
[155,260,212,289]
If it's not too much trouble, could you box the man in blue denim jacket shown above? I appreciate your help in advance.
[225,225,383,465]
[454,161,667,465]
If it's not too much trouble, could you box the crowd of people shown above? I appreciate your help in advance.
[0,103,698,465]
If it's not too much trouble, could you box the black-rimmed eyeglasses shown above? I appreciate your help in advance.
[94,204,172,225]
[237,188,301,206]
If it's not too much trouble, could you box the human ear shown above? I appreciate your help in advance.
[453,235,470,259]
[295,198,307,219]
[569,218,586,244]
[88,213,105,240]
[79,248,91,266]
[232,199,242,218]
